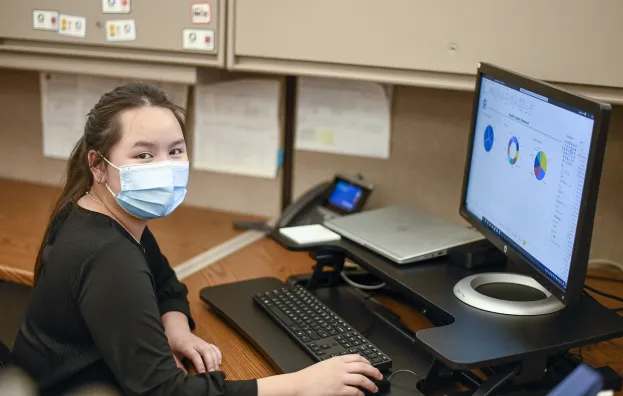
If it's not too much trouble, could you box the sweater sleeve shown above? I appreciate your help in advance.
[141,227,195,329]
[77,240,257,396]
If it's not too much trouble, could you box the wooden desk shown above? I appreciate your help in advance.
[0,179,262,286]
[185,238,623,394]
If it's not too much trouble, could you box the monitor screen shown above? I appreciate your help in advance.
[328,180,364,212]
[464,74,595,290]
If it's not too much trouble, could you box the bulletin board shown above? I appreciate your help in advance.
[0,0,224,67]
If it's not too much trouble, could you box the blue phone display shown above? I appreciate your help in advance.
[328,180,363,212]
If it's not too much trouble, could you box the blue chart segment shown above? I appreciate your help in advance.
[507,136,519,165]
[484,125,494,152]
[534,151,548,180]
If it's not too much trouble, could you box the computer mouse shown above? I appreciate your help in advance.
[358,376,391,395]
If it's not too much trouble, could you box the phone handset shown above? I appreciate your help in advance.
[276,181,333,228]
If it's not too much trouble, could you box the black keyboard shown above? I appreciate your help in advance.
[253,285,392,371]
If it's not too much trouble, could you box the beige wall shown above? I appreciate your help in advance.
[1,68,622,261]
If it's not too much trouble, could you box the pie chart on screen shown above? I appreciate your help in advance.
[534,151,547,180]
[484,125,494,152]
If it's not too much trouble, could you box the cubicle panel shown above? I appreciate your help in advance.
[0,0,225,67]
[229,0,623,88]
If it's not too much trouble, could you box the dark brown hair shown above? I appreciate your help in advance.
[33,82,186,283]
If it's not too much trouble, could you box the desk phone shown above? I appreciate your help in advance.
[276,175,373,229]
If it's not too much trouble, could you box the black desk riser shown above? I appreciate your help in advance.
[270,233,623,376]
[201,277,428,396]
[200,233,623,394]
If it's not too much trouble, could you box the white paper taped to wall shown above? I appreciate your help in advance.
[40,73,119,159]
[295,77,393,159]
[40,73,189,159]
[193,79,281,178]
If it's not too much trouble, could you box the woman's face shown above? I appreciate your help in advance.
[105,106,187,193]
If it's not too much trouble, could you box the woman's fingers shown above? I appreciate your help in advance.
[212,344,223,366]
[343,374,378,394]
[345,362,382,380]
[184,346,207,373]
[196,344,219,371]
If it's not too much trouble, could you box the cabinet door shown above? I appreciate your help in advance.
[229,0,623,88]
[0,0,224,67]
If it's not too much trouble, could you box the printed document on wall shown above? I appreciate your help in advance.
[295,77,392,159]
[40,73,120,159]
[193,79,281,178]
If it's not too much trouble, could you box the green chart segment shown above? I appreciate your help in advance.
[534,151,548,180]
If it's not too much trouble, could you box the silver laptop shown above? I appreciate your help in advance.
[324,205,484,264]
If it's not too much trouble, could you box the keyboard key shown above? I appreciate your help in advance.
[268,306,294,326]
[315,350,326,356]
[343,343,352,348]
[300,336,311,342]
[372,357,382,363]
[349,348,358,354]
[352,341,361,346]
[367,353,378,359]
[307,342,317,347]
[321,344,330,349]
[335,335,343,341]
[339,351,348,356]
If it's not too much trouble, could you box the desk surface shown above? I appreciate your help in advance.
[0,179,262,285]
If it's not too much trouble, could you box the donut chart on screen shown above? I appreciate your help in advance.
[507,136,519,165]
[484,125,494,152]
[534,151,548,180]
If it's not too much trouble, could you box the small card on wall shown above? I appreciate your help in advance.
[58,14,87,38]
[191,3,211,24]
[106,19,136,41]
[182,29,214,51]
[102,0,131,14]
[33,10,59,31]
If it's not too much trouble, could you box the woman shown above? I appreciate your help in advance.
[11,83,382,396]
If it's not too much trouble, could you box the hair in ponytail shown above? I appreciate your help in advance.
[33,82,186,283]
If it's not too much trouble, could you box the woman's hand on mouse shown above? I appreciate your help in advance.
[258,354,382,396]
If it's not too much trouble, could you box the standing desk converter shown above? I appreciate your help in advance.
[270,234,623,371]
[201,231,623,394]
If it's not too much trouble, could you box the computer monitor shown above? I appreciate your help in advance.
[455,63,611,316]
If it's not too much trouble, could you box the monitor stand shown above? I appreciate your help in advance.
[453,273,565,315]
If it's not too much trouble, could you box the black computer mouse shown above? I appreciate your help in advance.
[358,376,391,395]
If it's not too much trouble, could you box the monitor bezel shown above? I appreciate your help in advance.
[459,62,611,307]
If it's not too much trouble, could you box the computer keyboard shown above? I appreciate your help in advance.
[253,285,393,371]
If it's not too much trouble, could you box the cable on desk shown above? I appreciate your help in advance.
[387,369,422,385]
[340,271,386,291]
[586,274,623,283]
[584,284,623,304]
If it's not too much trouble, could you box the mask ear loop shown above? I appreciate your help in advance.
[96,151,120,198]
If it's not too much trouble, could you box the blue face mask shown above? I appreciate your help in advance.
[101,156,189,220]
